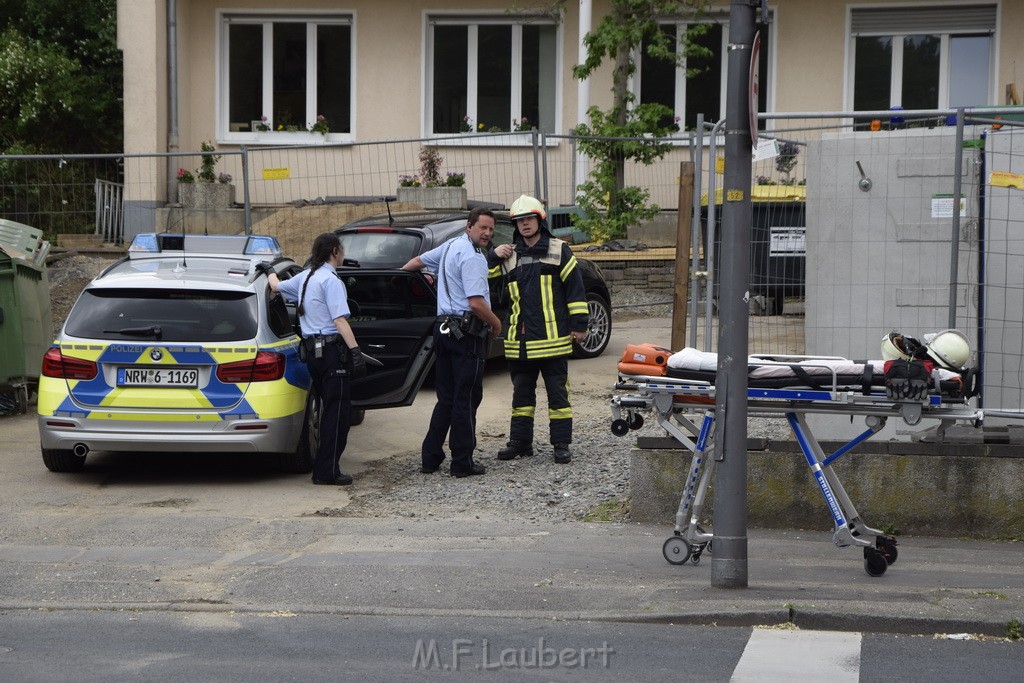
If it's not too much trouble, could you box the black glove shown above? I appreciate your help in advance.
[254,261,274,277]
[884,359,931,400]
[348,346,367,380]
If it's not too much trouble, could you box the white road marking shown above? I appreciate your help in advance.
[731,628,861,682]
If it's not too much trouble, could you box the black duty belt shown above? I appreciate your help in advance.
[304,333,341,343]
[438,312,489,339]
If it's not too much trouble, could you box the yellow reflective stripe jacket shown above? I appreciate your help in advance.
[489,235,589,360]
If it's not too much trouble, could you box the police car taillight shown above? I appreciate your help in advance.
[41,348,98,380]
[216,351,286,383]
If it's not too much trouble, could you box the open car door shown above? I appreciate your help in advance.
[338,268,437,409]
[279,265,437,410]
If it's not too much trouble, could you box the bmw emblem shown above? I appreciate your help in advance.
[150,348,163,361]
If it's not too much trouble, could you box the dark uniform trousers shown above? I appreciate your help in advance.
[421,322,486,474]
[508,356,572,445]
[306,342,351,482]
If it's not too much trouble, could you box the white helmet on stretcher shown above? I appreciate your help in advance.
[923,329,971,371]
[880,332,921,361]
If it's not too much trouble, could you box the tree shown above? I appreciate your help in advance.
[0,0,122,154]
[0,0,122,236]
[517,1,710,241]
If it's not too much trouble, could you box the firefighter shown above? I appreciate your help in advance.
[489,195,590,463]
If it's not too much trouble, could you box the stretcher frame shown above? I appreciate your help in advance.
[610,361,985,577]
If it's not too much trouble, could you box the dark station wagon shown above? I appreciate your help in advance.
[335,209,613,360]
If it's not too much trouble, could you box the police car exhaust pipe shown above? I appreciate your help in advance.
[73,443,89,458]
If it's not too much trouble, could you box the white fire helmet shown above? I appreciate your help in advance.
[923,329,971,371]
[509,195,546,222]
[880,332,913,361]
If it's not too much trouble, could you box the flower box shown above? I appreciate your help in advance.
[178,183,235,209]
[396,186,467,210]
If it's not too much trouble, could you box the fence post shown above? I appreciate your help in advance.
[672,161,695,351]
[540,132,549,205]
[240,146,251,234]
[531,130,542,201]
[948,108,965,328]
[690,114,705,348]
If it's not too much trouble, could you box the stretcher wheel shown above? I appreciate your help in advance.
[863,547,888,577]
[611,419,630,437]
[663,536,692,565]
[876,536,898,565]
[628,413,644,430]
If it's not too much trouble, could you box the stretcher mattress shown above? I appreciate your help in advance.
[617,345,973,397]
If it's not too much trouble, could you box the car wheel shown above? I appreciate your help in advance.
[351,408,365,426]
[41,448,86,473]
[278,392,318,474]
[573,292,612,359]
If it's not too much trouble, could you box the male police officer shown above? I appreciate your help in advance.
[489,196,589,464]
[401,208,502,477]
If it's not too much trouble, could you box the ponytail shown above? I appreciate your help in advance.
[297,233,342,317]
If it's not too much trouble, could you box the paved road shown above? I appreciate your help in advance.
[2,611,1019,682]
[3,313,1022,681]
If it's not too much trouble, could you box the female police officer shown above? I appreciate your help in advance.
[262,233,366,486]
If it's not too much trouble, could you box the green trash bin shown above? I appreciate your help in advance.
[0,246,53,414]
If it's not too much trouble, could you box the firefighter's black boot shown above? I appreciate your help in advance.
[496,439,533,460]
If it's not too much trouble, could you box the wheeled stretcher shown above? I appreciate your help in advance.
[610,344,983,577]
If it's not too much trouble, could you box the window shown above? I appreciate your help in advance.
[849,5,995,114]
[427,15,559,135]
[220,13,353,142]
[636,17,771,132]
[67,289,258,343]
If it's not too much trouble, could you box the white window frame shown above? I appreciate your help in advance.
[844,5,997,112]
[631,12,775,132]
[216,11,356,145]
[423,12,563,143]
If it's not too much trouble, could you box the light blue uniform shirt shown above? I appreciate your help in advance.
[276,263,351,336]
[419,234,491,315]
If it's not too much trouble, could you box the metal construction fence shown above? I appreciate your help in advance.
[1,110,1022,415]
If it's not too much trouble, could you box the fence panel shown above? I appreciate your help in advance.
[3,118,1022,420]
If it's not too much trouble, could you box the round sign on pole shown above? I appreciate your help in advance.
[749,30,761,147]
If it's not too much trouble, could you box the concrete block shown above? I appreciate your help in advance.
[629,445,1024,538]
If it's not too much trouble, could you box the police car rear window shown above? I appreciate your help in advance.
[65,289,258,342]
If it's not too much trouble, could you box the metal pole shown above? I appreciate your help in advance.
[690,115,705,348]
[948,108,965,328]
[712,0,755,590]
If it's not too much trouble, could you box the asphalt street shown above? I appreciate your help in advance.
[1,314,1021,681]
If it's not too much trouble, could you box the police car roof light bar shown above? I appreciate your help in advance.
[127,233,283,259]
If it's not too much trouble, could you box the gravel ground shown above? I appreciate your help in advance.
[44,253,792,524]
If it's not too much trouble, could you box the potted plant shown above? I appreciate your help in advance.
[178,141,235,209]
[396,147,467,209]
